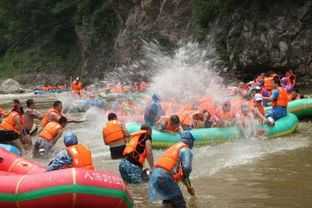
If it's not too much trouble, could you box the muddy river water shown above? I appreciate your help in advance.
[1,92,311,208]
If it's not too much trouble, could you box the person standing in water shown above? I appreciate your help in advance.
[102,113,130,159]
[23,99,43,149]
[0,104,26,154]
[144,94,163,126]
[148,131,195,208]
[41,101,82,128]
[119,124,154,184]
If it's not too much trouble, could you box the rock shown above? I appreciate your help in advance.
[0,79,21,94]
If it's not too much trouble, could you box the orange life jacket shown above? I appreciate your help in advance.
[102,120,125,144]
[272,87,288,107]
[123,130,148,166]
[72,81,82,92]
[250,101,265,116]
[41,108,62,127]
[65,144,94,170]
[215,108,234,121]
[154,142,188,181]
[179,110,203,127]
[286,70,296,87]
[0,108,7,117]
[264,77,273,91]
[38,121,63,141]
[0,111,24,134]
[255,75,264,84]
[156,115,179,132]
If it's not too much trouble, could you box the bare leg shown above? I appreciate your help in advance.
[8,139,26,155]
[21,135,32,150]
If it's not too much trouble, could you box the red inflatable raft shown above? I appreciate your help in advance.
[0,148,133,208]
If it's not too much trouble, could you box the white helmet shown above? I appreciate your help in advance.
[254,93,263,101]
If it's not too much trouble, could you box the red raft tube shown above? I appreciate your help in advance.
[0,148,133,208]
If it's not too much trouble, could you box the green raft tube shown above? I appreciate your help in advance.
[265,98,312,118]
[126,113,299,148]
[286,98,312,118]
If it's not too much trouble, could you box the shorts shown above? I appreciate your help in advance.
[110,145,126,159]
[119,159,143,184]
[33,138,54,156]
[0,130,19,143]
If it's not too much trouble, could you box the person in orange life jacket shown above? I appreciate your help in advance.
[251,94,268,124]
[119,124,154,184]
[0,104,26,155]
[71,77,83,96]
[46,132,94,171]
[215,100,235,127]
[290,89,304,101]
[0,108,7,122]
[285,70,296,87]
[263,77,288,121]
[41,101,82,128]
[22,99,43,150]
[235,103,257,138]
[155,115,184,135]
[148,131,195,208]
[247,87,257,101]
[103,113,130,159]
[33,116,67,157]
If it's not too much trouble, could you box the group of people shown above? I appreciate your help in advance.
[105,81,149,94]
[102,112,195,207]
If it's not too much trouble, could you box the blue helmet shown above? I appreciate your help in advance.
[152,93,161,101]
[63,132,78,147]
[180,130,195,149]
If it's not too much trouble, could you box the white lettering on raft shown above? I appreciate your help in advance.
[84,172,122,185]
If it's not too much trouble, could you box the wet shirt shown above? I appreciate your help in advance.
[46,150,73,171]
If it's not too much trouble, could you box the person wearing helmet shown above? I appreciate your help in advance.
[251,94,267,124]
[144,94,164,126]
[155,115,184,135]
[235,103,256,138]
[46,132,94,171]
[148,131,195,208]
[215,100,235,127]
[71,77,83,97]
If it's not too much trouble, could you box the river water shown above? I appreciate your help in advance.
[1,91,311,208]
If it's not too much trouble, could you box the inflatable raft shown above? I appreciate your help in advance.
[0,148,133,208]
[34,88,70,95]
[287,98,312,118]
[0,144,20,155]
[126,113,299,148]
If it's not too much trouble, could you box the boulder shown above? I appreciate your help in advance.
[0,79,21,94]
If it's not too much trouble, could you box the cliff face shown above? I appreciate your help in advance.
[108,0,312,86]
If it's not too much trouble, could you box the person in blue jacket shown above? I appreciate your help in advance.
[148,131,195,208]
[144,94,164,126]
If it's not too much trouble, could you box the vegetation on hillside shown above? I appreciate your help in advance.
[0,0,116,78]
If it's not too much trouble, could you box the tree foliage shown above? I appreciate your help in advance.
[0,0,117,56]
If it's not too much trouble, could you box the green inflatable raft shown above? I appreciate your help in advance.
[265,98,312,118]
[287,98,312,118]
[126,113,299,148]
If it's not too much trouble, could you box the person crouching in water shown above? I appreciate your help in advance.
[148,131,195,208]
[119,124,154,184]
[46,132,94,171]
[33,116,67,157]
[102,113,130,159]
